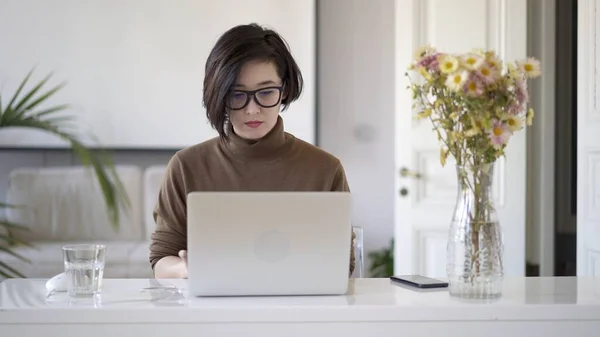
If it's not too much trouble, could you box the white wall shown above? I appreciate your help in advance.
[318,0,396,270]
[1,0,397,274]
[0,0,315,149]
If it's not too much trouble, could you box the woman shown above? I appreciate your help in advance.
[149,23,355,279]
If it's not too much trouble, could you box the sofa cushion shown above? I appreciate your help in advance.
[0,241,146,279]
[143,165,167,240]
[5,165,143,242]
[128,241,154,278]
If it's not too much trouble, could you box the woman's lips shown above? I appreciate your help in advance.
[245,121,263,128]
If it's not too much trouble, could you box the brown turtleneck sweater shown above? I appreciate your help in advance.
[149,116,355,275]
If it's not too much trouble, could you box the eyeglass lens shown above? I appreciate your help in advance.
[227,87,282,110]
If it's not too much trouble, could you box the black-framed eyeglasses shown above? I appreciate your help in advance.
[225,86,284,110]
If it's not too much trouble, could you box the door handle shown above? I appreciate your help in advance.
[400,167,422,179]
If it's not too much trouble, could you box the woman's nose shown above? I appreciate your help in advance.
[244,96,261,114]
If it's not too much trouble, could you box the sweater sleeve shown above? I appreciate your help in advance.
[149,154,188,269]
[331,162,356,277]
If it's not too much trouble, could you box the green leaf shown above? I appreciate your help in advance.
[18,82,66,119]
[0,219,29,231]
[0,246,30,263]
[0,234,35,249]
[368,238,394,278]
[4,117,130,230]
[3,68,35,121]
[30,104,71,119]
[0,202,23,209]
[0,260,26,279]
[12,72,53,114]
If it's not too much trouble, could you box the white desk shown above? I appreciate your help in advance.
[1,277,600,336]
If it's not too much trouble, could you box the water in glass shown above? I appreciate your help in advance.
[63,244,106,297]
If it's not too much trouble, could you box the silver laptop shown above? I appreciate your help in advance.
[186,191,352,297]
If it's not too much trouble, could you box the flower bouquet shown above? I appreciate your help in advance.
[407,46,541,299]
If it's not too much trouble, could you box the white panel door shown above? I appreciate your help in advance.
[577,0,600,277]
[394,0,527,277]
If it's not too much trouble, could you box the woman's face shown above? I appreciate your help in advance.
[227,60,284,140]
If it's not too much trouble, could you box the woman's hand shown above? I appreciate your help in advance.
[154,251,189,279]
[178,250,188,278]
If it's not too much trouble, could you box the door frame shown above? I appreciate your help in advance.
[526,0,557,277]
[576,0,599,277]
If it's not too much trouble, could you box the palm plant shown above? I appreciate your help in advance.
[0,69,130,278]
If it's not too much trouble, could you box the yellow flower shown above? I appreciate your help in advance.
[526,108,535,125]
[418,66,433,82]
[440,147,449,166]
[417,109,432,119]
[438,54,460,74]
[464,128,480,137]
[517,57,542,78]
[507,63,521,79]
[445,71,468,92]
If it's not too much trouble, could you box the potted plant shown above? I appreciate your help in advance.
[0,69,130,278]
[368,239,394,278]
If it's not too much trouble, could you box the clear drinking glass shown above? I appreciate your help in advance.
[62,244,106,297]
[352,226,364,278]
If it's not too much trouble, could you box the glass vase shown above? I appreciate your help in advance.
[446,163,504,299]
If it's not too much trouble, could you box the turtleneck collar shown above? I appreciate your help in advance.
[221,115,292,161]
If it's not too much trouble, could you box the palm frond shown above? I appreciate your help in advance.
[0,245,29,263]
[0,69,130,229]
[0,218,29,232]
[0,260,26,279]
[0,202,23,209]
[4,117,130,228]
[0,69,131,278]
[1,68,35,123]
[0,220,30,278]
[0,208,34,278]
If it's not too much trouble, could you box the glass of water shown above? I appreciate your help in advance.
[352,226,364,278]
[62,244,106,297]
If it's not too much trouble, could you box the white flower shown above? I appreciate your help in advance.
[461,53,484,70]
[445,71,468,92]
[505,115,524,132]
[517,57,541,78]
[438,54,460,74]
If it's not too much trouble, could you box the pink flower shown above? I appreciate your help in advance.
[508,102,522,115]
[463,74,484,97]
[515,78,529,106]
[487,119,511,149]
[508,79,529,115]
[475,65,500,85]
[416,53,440,72]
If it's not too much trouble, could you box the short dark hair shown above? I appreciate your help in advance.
[203,23,304,140]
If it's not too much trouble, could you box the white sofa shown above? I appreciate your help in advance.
[0,164,168,279]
